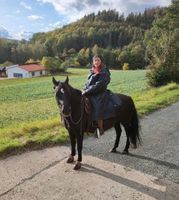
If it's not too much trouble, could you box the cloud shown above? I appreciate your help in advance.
[27,15,44,20]
[129,0,171,6]
[15,10,20,14]
[37,0,125,22]
[49,19,69,28]
[14,30,34,40]
[37,0,171,23]
[50,21,63,28]
[20,2,32,10]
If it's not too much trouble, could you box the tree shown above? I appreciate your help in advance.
[2,60,13,66]
[41,56,64,74]
[145,0,179,86]
[25,58,36,64]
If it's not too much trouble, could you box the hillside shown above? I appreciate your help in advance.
[31,8,165,51]
[0,7,166,68]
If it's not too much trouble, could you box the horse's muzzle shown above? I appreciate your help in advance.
[61,105,71,117]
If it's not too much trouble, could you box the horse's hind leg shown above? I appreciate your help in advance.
[123,125,130,154]
[110,122,122,153]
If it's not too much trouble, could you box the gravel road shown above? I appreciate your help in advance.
[0,101,179,200]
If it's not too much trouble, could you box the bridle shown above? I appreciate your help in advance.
[55,88,85,125]
[56,95,85,135]
[69,98,84,125]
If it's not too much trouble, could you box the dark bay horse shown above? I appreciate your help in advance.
[53,76,141,170]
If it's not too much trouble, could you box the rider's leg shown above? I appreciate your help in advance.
[97,119,104,135]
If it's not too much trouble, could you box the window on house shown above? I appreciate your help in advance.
[32,72,35,76]
[13,73,23,78]
[40,71,43,75]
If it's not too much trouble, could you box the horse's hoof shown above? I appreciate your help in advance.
[130,144,137,149]
[66,156,74,163]
[122,150,129,155]
[73,162,81,170]
[109,148,117,153]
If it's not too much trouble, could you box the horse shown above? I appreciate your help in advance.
[52,76,141,170]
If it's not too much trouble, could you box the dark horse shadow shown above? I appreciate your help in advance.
[127,153,179,171]
[97,148,179,171]
[80,164,166,200]
[82,133,179,184]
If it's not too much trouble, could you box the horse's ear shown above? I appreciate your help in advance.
[65,76,69,84]
[52,77,59,86]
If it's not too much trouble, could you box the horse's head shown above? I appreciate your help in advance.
[52,76,72,117]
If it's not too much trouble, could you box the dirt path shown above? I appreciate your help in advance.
[0,102,179,200]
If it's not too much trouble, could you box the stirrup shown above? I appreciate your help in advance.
[96,128,104,138]
[96,128,101,138]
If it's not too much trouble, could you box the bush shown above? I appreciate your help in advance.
[74,61,81,68]
[146,64,171,87]
[122,63,129,70]
[41,56,64,73]
[60,61,70,72]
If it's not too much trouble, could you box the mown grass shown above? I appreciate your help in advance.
[134,82,179,115]
[0,68,179,156]
[0,69,147,129]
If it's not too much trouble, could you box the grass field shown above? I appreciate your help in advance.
[0,68,179,155]
[0,69,147,129]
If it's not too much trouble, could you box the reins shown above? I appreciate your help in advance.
[69,97,84,125]
[59,96,85,134]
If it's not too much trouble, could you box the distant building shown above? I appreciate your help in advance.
[0,66,6,77]
[6,64,47,78]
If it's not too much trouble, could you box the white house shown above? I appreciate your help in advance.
[6,64,47,78]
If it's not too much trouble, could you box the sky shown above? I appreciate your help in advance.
[0,0,172,40]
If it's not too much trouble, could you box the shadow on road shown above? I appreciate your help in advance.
[127,153,179,171]
[81,163,165,200]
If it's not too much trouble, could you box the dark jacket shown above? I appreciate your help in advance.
[84,67,110,95]
[84,67,117,121]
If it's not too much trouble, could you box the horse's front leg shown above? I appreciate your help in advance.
[74,133,83,170]
[67,131,76,163]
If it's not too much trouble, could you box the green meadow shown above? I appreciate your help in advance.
[0,68,179,155]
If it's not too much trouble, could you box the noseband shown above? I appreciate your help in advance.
[56,95,84,125]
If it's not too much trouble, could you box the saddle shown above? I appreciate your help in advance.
[83,93,122,134]
[84,97,92,115]
[83,97,97,133]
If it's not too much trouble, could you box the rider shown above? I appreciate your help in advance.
[82,55,111,136]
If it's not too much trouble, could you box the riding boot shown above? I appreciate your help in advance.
[97,119,104,136]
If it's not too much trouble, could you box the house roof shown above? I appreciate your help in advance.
[19,64,46,72]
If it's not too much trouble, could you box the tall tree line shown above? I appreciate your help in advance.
[145,0,179,86]
[0,7,163,67]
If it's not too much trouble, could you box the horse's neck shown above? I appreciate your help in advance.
[70,88,82,110]
[67,87,86,129]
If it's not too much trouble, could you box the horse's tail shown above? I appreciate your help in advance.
[128,101,141,148]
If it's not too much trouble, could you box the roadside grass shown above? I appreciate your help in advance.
[134,83,179,115]
[0,69,179,156]
[0,118,68,156]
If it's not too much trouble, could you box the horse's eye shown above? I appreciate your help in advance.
[60,88,64,94]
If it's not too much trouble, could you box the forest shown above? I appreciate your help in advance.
[0,7,164,67]
[0,0,179,86]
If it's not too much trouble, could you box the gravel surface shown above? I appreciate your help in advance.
[0,101,179,200]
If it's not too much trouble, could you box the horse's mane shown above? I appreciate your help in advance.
[66,82,82,97]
